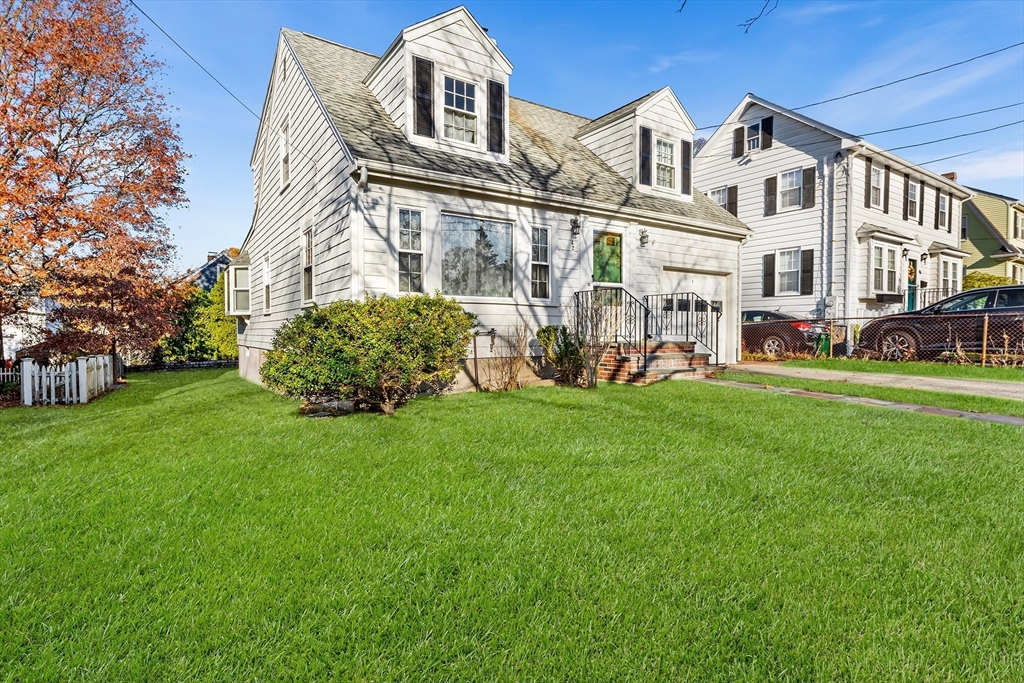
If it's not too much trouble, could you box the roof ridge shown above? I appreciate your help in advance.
[510,96,590,123]
[283,27,381,60]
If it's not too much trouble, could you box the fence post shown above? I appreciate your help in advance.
[981,314,989,367]
[20,358,33,406]
[77,357,88,404]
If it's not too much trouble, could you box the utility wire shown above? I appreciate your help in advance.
[916,148,987,166]
[886,119,1023,152]
[129,0,262,121]
[694,41,1024,131]
[858,102,1024,136]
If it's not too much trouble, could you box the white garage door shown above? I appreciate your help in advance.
[656,269,729,361]
[661,269,726,310]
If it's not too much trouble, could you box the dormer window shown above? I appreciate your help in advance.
[655,139,675,189]
[747,123,760,152]
[444,76,477,143]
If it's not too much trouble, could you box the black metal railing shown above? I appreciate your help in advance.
[644,292,722,364]
[906,286,959,311]
[573,285,649,370]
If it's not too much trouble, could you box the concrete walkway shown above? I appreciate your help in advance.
[730,362,1024,401]
[703,378,1024,427]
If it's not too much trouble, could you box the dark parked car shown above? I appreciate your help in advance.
[741,310,820,356]
[857,285,1024,360]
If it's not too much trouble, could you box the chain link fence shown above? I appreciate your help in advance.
[742,311,1024,365]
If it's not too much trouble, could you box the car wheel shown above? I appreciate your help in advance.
[879,329,916,361]
[762,336,786,357]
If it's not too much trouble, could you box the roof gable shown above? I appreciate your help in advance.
[636,87,695,133]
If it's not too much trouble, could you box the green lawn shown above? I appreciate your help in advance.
[2,370,1023,681]
[784,357,1024,382]
[722,371,1024,418]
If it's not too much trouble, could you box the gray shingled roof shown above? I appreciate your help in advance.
[574,91,659,138]
[284,29,746,230]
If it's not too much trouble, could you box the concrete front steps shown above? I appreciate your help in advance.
[597,341,719,385]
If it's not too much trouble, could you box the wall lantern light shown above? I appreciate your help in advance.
[638,228,650,248]
[902,248,909,259]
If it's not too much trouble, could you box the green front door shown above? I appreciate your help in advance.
[593,232,622,283]
[907,258,918,310]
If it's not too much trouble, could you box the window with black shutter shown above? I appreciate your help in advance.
[732,127,744,158]
[762,253,775,297]
[864,158,873,208]
[883,166,891,214]
[413,57,434,137]
[902,174,910,221]
[680,140,692,195]
[487,80,504,153]
[761,116,774,150]
[764,176,777,216]
[801,167,816,209]
[800,249,814,295]
[639,127,652,186]
[919,183,926,225]
[726,185,738,217]
[934,189,941,230]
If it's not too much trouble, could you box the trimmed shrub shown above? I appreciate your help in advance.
[260,294,475,414]
[963,272,1013,291]
[537,325,586,387]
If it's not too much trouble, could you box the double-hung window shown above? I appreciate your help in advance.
[870,166,884,208]
[227,266,250,315]
[779,169,802,209]
[440,214,513,297]
[262,254,271,315]
[961,214,968,240]
[531,226,549,299]
[907,181,918,219]
[655,139,674,189]
[938,195,948,229]
[872,244,898,293]
[443,76,476,144]
[398,209,423,293]
[1014,212,1022,239]
[709,187,728,208]
[941,260,960,293]
[301,228,314,303]
[746,123,760,152]
[776,248,801,294]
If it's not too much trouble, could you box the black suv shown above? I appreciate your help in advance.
[741,310,820,356]
[857,285,1024,360]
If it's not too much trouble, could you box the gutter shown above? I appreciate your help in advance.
[353,157,753,241]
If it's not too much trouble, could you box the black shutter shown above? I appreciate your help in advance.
[639,127,652,186]
[764,176,777,216]
[919,183,926,225]
[800,249,814,295]
[883,165,891,214]
[902,174,909,221]
[934,188,940,229]
[801,167,816,209]
[487,80,504,153]
[413,57,434,137]
[726,185,738,217]
[681,140,692,194]
[761,116,774,150]
[762,254,775,297]
[947,193,953,233]
[732,127,744,158]
[864,158,873,208]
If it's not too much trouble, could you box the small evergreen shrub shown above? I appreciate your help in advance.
[260,294,475,414]
[536,325,586,387]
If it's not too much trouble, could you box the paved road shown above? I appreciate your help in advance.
[731,363,1024,401]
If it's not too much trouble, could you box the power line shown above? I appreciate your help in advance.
[792,41,1024,111]
[129,0,262,121]
[916,148,987,166]
[887,119,1023,152]
[694,41,1024,131]
[858,102,1024,136]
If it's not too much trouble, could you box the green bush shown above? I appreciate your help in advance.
[537,325,586,387]
[260,294,476,414]
[962,272,1014,290]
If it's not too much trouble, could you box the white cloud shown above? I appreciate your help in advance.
[954,149,1024,182]
[649,50,718,73]
[784,1,862,20]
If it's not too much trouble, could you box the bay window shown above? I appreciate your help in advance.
[441,214,512,297]
[872,244,898,294]
[226,265,250,315]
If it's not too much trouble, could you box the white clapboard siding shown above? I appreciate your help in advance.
[578,114,635,183]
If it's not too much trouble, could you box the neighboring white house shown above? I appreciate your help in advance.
[227,6,750,386]
[693,94,973,333]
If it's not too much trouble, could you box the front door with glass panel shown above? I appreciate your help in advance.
[907,258,918,310]
[593,232,622,284]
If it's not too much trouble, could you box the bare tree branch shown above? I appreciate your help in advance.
[739,0,779,33]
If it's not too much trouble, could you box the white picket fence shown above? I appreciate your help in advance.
[0,367,19,386]
[19,355,115,406]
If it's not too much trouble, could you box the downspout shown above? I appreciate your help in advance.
[843,150,857,341]
[820,154,832,315]
[350,160,368,299]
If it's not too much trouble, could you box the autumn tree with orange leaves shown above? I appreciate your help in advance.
[0,0,186,358]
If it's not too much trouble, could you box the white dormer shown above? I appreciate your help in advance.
[576,87,695,202]
[363,6,513,164]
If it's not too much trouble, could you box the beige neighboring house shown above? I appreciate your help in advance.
[961,187,1024,284]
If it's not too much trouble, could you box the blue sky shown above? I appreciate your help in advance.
[132,0,1024,271]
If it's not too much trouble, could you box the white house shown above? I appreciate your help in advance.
[693,94,973,338]
[227,7,750,386]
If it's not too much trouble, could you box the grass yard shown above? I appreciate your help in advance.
[2,370,1024,681]
[721,371,1024,418]
[784,357,1024,382]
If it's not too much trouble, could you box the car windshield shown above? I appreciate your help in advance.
[994,289,1024,308]
[934,291,991,312]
